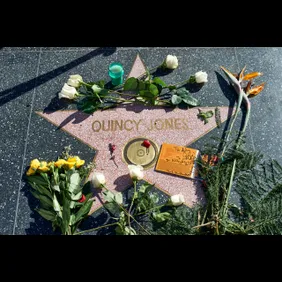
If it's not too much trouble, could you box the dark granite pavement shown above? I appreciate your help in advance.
[0,47,280,235]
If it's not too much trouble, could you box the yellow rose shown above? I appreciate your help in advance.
[26,159,40,176]
[37,161,50,173]
[30,159,40,169]
[67,156,85,168]
[64,161,76,169]
[47,161,55,167]
[54,159,67,168]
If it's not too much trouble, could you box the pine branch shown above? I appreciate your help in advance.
[236,160,282,234]
[146,205,200,235]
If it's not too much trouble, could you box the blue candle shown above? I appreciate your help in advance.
[108,62,124,86]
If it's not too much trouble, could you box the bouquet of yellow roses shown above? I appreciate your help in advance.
[26,147,94,235]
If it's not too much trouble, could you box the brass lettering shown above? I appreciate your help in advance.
[113,120,123,131]
[174,118,182,130]
[181,119,189,130]
[92,117,190,133]
[132,119,143,131]
[124,120,133,131]
[164,118,174,129]
[155,119,164,130]
[92,120,101,132]
[102,120,111,131]
[148,119,154,131]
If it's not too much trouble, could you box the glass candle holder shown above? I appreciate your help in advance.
[108,62,124,86]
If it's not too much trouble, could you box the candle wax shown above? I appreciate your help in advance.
[110,65,123,74]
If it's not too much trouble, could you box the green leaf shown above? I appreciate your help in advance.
[149,84,159,96]
[62,194,71,233]
[189,75,196,83]
[204,111,214,118]
[59,180,66,191]
[171,95,182,105]
[153,77,167,87]
[153,212,171,222]
[103,190,115,203]
[124,226,137,235]
[114,192,123,205]
[149,193,159,204]
[69,172,81,194]
[137,80,146,91]
[124,77,138,91]
[139,182,154,194]
[82,181,92,196]
[197,110,214,124]
[96,80,105,88]
[104,202,121,217]
[40,173,50,188]
[74,200,93,224]
[29,182,53,199]
[53,194,62,218]
[99,89,109,97]
[70,214,76,226]
[70,201,76,209]
[30,190,53,208]
[70,191,82,201]
[27,175,49,188]
[52,185,60,192]
[139,90,154,98]
[145,66,152,81]
[168,85,177,90]
[53,168,59,184]
[36,208,56,221]
[176,88,190,98]
[69,192,93,209]
[115,224,123,235]
[182,95,200,106]
[77,100,98,114]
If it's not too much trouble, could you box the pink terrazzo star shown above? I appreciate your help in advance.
[37,54,235,213]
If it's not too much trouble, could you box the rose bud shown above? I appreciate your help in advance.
[78,194,86,203]
[142,140,151,148]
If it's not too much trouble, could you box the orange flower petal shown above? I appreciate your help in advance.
[248,82,266,97]
[243,72,263,81]
[239,66,247,81]
[220,66,233,75]
[245,80,252,94]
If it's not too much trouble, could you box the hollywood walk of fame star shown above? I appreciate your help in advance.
[37,54,234,213]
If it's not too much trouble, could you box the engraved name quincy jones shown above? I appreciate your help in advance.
[92,118,190,132]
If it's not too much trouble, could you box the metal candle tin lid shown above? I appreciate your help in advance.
[122,137,159,169]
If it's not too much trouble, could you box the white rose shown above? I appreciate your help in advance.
[92,172,106,188]
[171,194,185,206]
[92,84,102,94]
[128,164,144,180]
[67,74,83,88]
[58,83,77,100]
[195,71,208,83]
[165,55,178,69]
